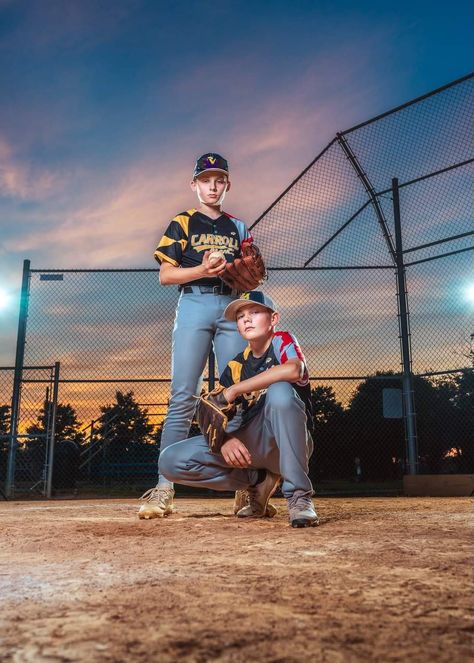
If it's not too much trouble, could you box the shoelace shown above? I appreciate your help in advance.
[235,490,249,505]
[140,487,169,503]
[287,493,313,512]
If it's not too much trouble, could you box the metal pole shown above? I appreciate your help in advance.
[6,259,31,497]
[208,348,216,391]
[43,385,51,495]
[45,362,60,498]
[88,420,94,480]
[392,179,418,474]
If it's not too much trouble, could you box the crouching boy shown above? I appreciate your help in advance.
[159,291,319,528]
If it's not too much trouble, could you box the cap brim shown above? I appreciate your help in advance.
[194,168,229,178]
[224,299,274,321]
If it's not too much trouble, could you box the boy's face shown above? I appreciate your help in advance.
[236,304,279,341]
[191,172,230,206]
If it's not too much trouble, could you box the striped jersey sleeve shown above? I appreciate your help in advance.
[272,331,309,386]
[153,211,193,266]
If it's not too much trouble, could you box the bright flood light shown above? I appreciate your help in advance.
[466,283,474,303]
[0,288,10,311]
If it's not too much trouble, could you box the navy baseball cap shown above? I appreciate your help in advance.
[193,153,229,178]
[224,291,277,321]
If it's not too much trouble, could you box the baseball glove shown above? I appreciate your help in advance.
[196,385,237,453]
[220,240,266,292]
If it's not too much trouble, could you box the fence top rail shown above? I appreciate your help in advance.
[0,365,54,370]
[31,268,160,273]
[340,71,474,135]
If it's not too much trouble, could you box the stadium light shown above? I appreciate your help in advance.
[466,283,474,304]
[0,287,10,311]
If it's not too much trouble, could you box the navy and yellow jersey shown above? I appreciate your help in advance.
[219,331,314,432]
[154,209,252,287]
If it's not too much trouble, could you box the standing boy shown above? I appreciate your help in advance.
[139,154,263,519]
[159,291,319,528]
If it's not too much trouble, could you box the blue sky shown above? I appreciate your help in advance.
[0,0,473,366]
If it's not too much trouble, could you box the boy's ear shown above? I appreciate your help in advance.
[271,311,280,326]
[190,179,197,191]
[226,180,231,192]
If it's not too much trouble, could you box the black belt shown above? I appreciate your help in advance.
[179,284,236,295]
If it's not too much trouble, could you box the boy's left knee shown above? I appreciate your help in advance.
[265,382,301,410]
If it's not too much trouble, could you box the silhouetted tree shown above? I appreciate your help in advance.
[431,369,474,472]
[96,391,154,455]
[26,401,85,447]
[23,401,85,489]
[309,386,346,482]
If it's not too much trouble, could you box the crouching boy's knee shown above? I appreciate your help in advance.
[265,382,301,410]
[158,445,180,483]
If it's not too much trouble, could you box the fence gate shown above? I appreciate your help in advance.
[0,364,60,498]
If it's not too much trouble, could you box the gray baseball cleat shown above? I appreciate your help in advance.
[138,486,175,519]
[287,492,319,528]
[236,471,281,518]
[233,489,277,518]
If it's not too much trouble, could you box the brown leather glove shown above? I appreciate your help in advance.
[220,241,266,292]
[196,385,237,453]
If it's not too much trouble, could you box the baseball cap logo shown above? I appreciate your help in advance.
[241,292,251,300]
[193,153,229,178]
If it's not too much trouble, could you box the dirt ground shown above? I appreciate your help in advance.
[0,497,472,663]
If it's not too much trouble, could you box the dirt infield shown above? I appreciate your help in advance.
[0,497,472,662]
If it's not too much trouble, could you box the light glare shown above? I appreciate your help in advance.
[466,284,474,303]
[0,288,10,311]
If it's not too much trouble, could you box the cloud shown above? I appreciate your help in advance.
[0,0,141,52]
[0,136,68,201]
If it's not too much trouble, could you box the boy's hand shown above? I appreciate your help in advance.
[201,250,226,277]
[223,386,237,403]
[221,437,252,468]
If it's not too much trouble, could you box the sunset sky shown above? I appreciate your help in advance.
[1,0,473,373]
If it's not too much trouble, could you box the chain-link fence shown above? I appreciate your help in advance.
[2,73,473,497]
[0,365,60,497]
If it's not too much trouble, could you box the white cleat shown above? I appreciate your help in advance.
[138,486,174,519]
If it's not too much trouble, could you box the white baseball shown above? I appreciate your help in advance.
[208,250,225,265]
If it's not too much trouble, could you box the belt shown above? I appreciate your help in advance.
[179,284,239,296]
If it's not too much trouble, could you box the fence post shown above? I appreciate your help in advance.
[45,362,60,498]
[88,420,94,480]
[392,179,418,474]
[6,259,31,498]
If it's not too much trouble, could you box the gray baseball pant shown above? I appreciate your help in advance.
[159,381,314,497]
